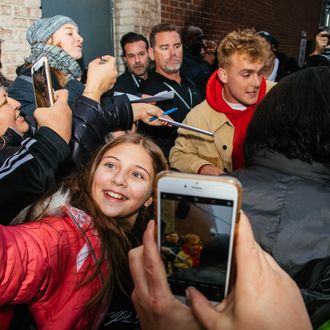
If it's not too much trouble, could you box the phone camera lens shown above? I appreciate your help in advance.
[184,185,187,188]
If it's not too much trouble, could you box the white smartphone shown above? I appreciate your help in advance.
[155,171,242,302]
[31,56,54,108]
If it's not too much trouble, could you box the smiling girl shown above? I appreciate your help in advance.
[0,133,168,329]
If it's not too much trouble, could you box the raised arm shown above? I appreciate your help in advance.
[0,90,72,224]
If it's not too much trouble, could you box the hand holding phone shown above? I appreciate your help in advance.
[31,56,54,108]
[33,90,72,143]
[155,171,242,302]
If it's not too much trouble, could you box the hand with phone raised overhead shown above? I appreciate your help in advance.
[83,55,118,103]
[128,213,312,330]
[33,89,72,143]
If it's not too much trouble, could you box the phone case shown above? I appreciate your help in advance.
[31,56,55,108]
[154,170,242,220]
[154,170,242,301]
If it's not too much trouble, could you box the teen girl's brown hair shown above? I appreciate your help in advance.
[68,133,168,320]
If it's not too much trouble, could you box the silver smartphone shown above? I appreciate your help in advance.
[31,56,54,108]
[155,171,242,302]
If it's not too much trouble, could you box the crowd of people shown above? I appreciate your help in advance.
[0,13,329,330]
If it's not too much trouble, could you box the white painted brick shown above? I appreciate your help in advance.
[24,0,41,8]
[0,29,14,40]
[120,16,137,25]
[4,0,25,4]
[0,0,40,80]
[14,6,30,17]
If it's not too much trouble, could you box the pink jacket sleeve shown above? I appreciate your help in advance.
[0,216,77,304]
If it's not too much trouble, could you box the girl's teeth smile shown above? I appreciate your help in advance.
[105,191,126,200]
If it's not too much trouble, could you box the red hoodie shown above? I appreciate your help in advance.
[206,71,266,170]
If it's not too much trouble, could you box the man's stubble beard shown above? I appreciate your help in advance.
[164,61,181,74]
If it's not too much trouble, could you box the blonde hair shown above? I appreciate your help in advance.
[184,233,201,245]
[217,28,270,67]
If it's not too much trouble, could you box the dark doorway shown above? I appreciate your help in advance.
[41,0,114,67]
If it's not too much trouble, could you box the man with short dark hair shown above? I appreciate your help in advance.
[113,32,150,94]
[139,23,201,158]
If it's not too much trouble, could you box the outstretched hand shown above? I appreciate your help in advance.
[131,103,172,126]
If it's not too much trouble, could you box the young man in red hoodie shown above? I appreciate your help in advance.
[170,29,275,175]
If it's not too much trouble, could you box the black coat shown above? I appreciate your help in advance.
[71,94,133,165]
[231,150,330,327]
[0,127,71,224]
[275,52,300,82]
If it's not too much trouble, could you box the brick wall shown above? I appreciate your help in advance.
[114,0,161,73]
[161,0,323,59]
[0,0,41,80]
[0,0,323,79]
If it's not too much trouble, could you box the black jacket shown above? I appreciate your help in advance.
[181,48,215,99]
[139,69,201,158]
[71,94,133,165]
[0,128,25,166]
[0,127,71,224]
[275,52,300,82]
[113,70,144,95]
[231,150,330,327]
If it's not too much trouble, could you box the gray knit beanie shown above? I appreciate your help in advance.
[26,15,78,45]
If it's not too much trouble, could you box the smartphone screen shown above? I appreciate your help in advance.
[31,57,54,108]
[158,181,238,302]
